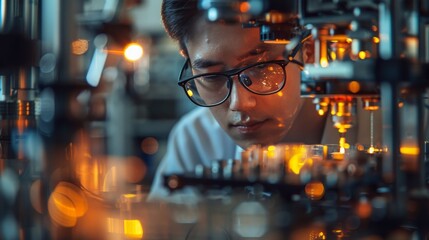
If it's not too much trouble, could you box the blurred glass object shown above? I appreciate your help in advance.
[233,201,268,238]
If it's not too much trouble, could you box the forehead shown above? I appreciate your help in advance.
[185,20,284,65]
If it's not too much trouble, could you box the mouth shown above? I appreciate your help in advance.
[230,120,267,134]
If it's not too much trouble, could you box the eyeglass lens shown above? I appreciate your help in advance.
[183,62,286,106]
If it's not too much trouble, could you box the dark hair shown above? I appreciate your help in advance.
[161,0,305,56]
[161,0,201,55]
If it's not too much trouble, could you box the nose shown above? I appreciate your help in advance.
[228,77,256,111]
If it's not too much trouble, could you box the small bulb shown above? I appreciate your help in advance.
[124,43,143,61]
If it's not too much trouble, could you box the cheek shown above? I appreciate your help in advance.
[266,69,302,120]
[276,70,302,107]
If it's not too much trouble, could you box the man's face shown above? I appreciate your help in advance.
[185,20,304,149]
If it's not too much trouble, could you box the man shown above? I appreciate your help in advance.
[148,0,343,201]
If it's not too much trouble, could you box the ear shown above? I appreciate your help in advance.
[302,38,315,64]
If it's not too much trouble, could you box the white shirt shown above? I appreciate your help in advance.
[147,107,241,201]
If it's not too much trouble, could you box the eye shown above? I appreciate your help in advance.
[240,75,253,87]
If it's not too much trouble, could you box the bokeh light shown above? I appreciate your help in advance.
[305,181,325,200]
[72,39,89,55]
[140,137,159,155]
[124,43,143,61]
[48,181,88,227]
[123,156,147,183]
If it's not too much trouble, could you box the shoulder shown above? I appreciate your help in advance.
[168,107,236,162]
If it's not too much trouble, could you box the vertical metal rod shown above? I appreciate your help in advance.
[417,93,426,190]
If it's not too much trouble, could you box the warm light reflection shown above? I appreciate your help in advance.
[356,199,372,218]
[48,191,78,227]
[288,146,309,175]
[373,36,380,43]
[263,39,290,44]
[123,156,147,183]
[332,229,344,238]
[124,219,143,239]
[239,2,250,13]
[187,89,194,97]
[318,109,325,116]
[348,81,361,93]
[358,51,367,59]
[330,51,337,61]
[72,39,89,55]
[107,217,123,234]
[103,166,118,192]
[141,137,159,155]
[48,181,88,227]
[400,147,419,155]
[124,43,143,61]
[320,57,329,67]
[305,181,325,200]
[317,231,327,239]
[266,145,276,159]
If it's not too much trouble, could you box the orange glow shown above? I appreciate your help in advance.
[288,146,310,175]
[54,181,88,217]
[318,231,327,239]
[141,137,159,155]
[123,156,147,183]
[72,39,89,55]
[318,109,325,116]
[104,49,124,55]
[48,191,78,227]
[356,200,372,218]
[305,181,325,200]
[330,51,337,61]
[348,81,361,93]
[267,145,276,159]
[124,219,143,239]
[277,92,283,97]
[358,51,367,59]
[124,43,143,61]
[239,2,250,13]
[47,180,90,227]
[320,57,329,67]
[264,39,291,44]
[332,229,344,238]
[357,144,365,151]
[373,36,380,43]
[400,147,419,155]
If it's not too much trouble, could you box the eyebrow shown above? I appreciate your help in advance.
[191,43,276,70]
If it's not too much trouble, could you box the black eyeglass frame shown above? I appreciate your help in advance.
[177,30,310,107]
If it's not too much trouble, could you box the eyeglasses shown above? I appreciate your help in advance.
[177,32,309,107]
